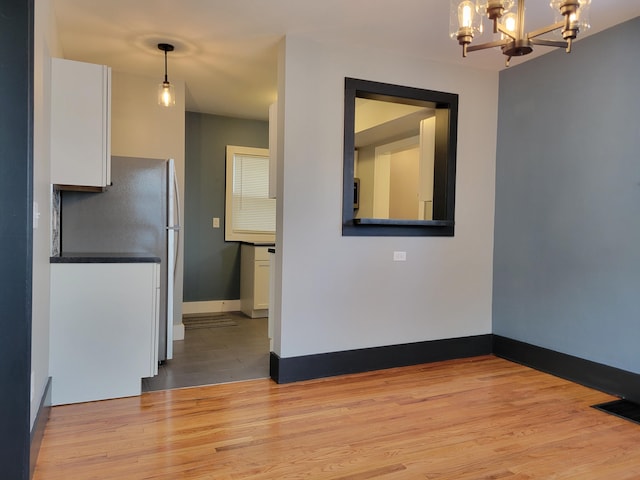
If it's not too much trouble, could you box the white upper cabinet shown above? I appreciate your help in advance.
[51,58,111,189]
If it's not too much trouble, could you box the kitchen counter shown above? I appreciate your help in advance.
[51,252,160,263]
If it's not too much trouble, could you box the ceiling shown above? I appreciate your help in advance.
[52,0,639,121]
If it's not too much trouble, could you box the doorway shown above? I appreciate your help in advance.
[143,113,273,392]
[142,312,269,392]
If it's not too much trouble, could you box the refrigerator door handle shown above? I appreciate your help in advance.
[172,161,181,278]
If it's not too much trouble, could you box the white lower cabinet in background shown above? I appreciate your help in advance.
[240,244,271,318]
[50,262,159,405]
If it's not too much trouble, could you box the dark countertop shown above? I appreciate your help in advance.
[50,252,161,264]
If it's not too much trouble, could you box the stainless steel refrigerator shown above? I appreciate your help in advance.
[60,156,180,362]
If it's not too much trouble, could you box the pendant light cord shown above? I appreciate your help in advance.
[164,50,169,83]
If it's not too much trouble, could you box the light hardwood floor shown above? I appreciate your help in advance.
[34,356,640,479]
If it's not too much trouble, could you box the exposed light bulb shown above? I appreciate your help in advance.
[462,4,472,27]
[458,1,475,28]
[505,15,516,32]
[158,81,175,107]
[499,12,517,39]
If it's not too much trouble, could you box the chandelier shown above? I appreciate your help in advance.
[450,0,591,65]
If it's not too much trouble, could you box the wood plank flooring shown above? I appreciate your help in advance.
[34,356,640,479]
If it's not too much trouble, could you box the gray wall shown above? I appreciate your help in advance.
[184,112,268,302]
[493,18,640,374]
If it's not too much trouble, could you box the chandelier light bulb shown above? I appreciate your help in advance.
[460,1,474,28]
[500,12,518,39]
[504,13,517,32]
[450,0,482,55]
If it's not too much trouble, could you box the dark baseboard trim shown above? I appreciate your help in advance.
[270,334,493,384]
[30,377,52,479]
[270,335,640,402]
[493,335,640,404]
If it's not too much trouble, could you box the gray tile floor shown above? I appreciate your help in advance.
[142,312,270,392]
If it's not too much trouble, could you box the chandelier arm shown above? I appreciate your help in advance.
[527,21,565,40]
[467,39,510,53]
[529,39,569,48]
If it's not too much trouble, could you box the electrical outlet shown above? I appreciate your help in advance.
[33,201,40,229]
[213,217,220,228]
[393,251,407,261]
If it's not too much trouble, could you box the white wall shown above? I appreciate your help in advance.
[273,36,498,358]
[32,0,61,427]
[110,71,186,332]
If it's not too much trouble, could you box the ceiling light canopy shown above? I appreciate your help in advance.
[450,0,591,65]
[158,43,176,107]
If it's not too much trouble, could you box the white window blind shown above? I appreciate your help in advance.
[232,154,275,233]
[225,145,275,243]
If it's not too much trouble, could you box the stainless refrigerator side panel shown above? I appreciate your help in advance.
[60,156,169,362]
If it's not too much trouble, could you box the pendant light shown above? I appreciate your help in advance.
[157,43,175,107]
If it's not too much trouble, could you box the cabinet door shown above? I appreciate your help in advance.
[254,260,271,309]
[51,58,111,187]
[50,262,158,405]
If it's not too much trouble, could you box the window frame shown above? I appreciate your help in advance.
[342,77,459,237]
[225,145,275,243]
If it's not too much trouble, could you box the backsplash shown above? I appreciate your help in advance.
[51,186,60,256]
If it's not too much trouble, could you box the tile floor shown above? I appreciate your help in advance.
[142,312,270,392]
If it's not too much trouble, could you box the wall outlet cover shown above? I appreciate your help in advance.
[393,251,407,261]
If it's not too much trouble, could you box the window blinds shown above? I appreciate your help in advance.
[231,154,276,234]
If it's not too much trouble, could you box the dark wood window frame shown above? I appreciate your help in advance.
[342,77,459,237]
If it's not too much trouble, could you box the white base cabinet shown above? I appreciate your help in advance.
[50,262,159,405]
[240,245,271,318]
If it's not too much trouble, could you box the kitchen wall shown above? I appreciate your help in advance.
[493,17,640,374]
[110,71,186,332]
[272,36,499,358]
[32,0,61,428]
[183,112,269,305]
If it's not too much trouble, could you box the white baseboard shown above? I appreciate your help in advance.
[175,301,241,342]
[173,322,185,341]
[182,300,242,316]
